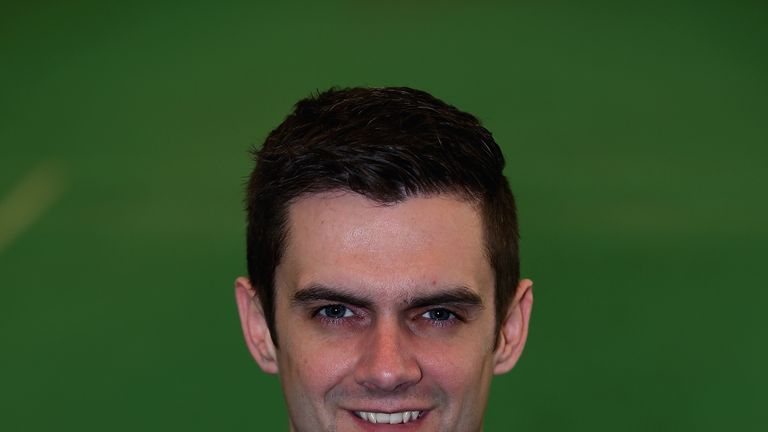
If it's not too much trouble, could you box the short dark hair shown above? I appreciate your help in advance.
[246,87,519,347]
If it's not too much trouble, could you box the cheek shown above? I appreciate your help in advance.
[272,296,355,391]
[420,342,494,389]
[414,323,497,409]
[277,321,360,396]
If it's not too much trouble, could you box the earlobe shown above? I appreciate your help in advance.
[493,278,534,375]
[235,277,279,374]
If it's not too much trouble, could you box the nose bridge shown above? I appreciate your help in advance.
[355,314,422,392]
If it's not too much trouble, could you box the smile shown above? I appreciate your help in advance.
[355,410,422,424]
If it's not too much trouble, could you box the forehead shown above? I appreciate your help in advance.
[277,191,493,299]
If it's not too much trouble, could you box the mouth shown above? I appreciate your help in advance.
[352,409,426,425]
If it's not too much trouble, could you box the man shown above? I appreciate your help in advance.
[235,87,534,432]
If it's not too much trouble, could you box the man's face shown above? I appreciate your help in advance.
[237,192,532,432]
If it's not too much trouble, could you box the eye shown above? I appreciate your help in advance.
[422,308,456,322]
[317,304,354,319]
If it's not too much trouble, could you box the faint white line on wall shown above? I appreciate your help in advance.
[0,161,66,254]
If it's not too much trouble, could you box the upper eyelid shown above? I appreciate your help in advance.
[309,303,470,321]
[416,305,467,316]
[421,307,461,318]
[313,303,361,317]
[317,304,355,317]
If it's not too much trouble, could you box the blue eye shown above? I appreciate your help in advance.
[422,308,455,321]
[318,304,354,319]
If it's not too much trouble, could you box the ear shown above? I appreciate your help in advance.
[493,278,534,375]
[235,276,279,374]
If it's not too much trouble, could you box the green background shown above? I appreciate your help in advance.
[1,1,766,430]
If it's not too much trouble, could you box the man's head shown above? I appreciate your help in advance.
[236,87,533,432]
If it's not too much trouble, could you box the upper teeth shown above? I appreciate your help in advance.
[356,410,421,424]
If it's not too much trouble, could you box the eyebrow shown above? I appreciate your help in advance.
[291,284,484,310]
[406,286,484,310]
[291,285,374,309]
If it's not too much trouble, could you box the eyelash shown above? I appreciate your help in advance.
[314,304,356,326]
[421,308,460,327]
[312,305,462,328]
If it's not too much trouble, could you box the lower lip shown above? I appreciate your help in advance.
[349,410,429,430]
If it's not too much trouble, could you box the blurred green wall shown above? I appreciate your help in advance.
[1,1,766,430]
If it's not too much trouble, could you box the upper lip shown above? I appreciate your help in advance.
[346,407,430,413]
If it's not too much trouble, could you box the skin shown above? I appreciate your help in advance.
[236,191,533,432]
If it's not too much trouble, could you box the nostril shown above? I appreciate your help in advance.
[354,345,422,392]
[353,320,424,391]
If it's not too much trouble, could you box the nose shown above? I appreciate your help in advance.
[354,318,422,392]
